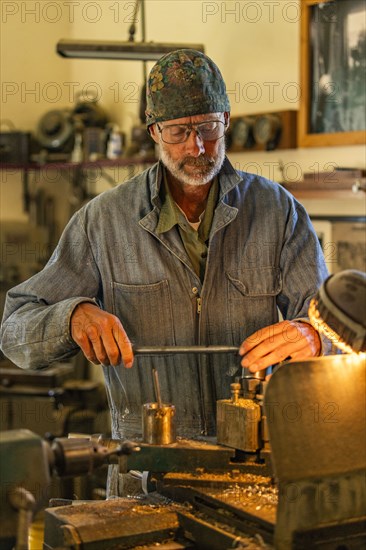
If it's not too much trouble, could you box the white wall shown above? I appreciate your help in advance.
[1,0,365,225]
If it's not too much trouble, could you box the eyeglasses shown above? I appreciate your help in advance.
[157,120,227,144]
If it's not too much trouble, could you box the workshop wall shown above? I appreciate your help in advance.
[1,2,71,129]
[1,0,364,225]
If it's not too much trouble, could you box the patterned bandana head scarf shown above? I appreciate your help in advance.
[145,49,230,127]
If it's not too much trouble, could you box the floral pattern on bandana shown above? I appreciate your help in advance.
[149,67,164,92]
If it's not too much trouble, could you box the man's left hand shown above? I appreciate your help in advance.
[239,320,321,373]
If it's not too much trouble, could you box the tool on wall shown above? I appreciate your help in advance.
[0,120,32,164]
[226,110,297,152]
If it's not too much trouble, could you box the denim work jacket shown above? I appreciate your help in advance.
[1,158,328,440]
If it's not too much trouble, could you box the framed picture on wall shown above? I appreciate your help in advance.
[298,0,366,147]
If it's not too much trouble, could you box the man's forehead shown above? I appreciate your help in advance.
[161,113,224,125]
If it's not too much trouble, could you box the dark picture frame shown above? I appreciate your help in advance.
[298,0,366,147]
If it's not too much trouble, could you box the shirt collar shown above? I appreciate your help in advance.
[156,168,219,239]
[156,169,182,234]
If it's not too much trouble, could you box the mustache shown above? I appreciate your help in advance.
[179,155,215,168]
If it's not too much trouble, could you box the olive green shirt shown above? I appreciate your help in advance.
[156,172,219,281]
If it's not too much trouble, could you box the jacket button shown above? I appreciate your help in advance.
[192,287,198,294]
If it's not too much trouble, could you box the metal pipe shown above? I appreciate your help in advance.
[133,345,239,356]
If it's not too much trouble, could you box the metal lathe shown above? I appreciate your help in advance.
[1,271,365,549]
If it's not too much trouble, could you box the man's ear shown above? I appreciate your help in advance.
[224,112,230,129]
[148,124,160,144]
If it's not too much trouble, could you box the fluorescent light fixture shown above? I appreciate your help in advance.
[57,39,205,61]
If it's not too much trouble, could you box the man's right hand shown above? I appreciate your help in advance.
[70,302,134,368]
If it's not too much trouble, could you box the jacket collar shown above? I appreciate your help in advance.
[217,156,242,199]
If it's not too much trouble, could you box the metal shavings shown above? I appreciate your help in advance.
[210,482,278,512]
[236,398,259,409]
[192,508,273,549]
[234,533,272,549]
[164,471,272,484]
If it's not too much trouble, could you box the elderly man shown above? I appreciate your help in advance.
[1,50,327,463]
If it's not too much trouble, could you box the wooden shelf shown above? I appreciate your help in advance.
[0,157,157,214]
[0,157,157,171]
[282,189,365,200]
[281,174,366,200]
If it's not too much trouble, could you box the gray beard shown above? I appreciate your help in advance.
[159,139,226,187]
